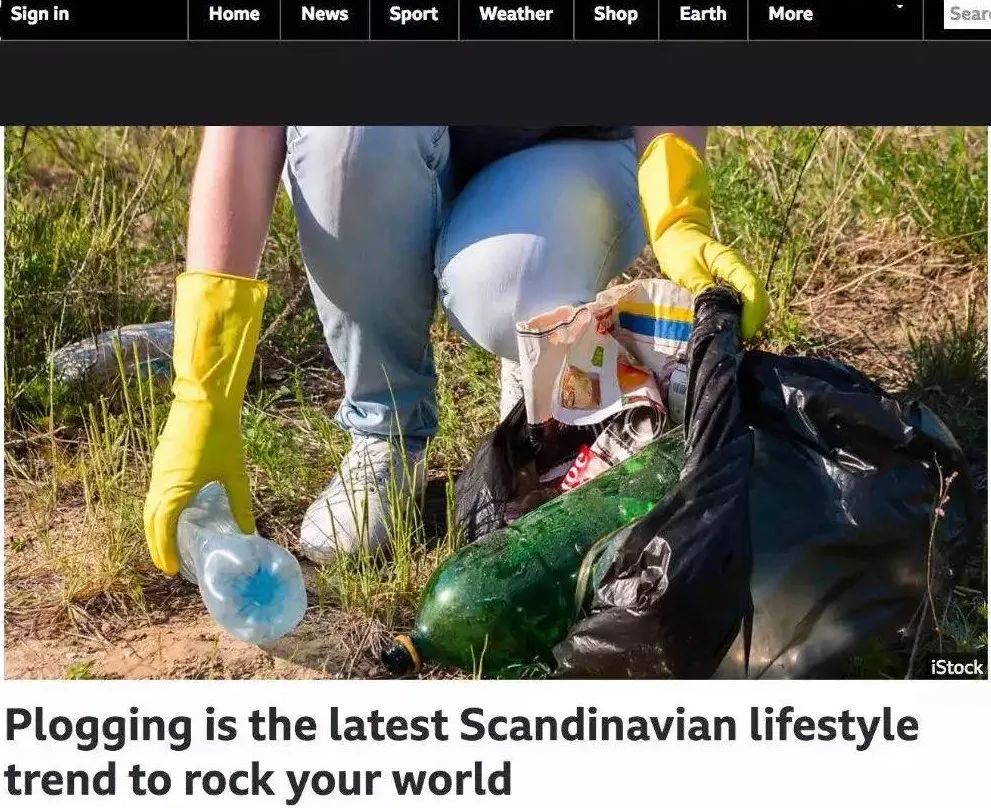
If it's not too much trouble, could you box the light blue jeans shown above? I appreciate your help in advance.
[284,126,646,442]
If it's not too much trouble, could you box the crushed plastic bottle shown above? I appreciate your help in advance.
[177,482,307,644]
[51,321,174,383]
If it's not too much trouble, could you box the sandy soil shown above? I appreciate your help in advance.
[4,564,386,680]
[4,612,374,680]
[4,470,457,681]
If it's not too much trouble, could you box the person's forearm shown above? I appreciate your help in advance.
[186,126,287,278]
[633,127,708,159]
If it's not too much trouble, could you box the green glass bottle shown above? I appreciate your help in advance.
[382,432,685,677]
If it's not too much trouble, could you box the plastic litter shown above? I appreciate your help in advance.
[554,288,978,678]
[178,482,307,645]
[555,287,754,678]
[50,321,174,383]
[381,432,684,677]
[517,278,692,428]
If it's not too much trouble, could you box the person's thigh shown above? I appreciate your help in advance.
[284,126,452,437]
[435,137,645,361]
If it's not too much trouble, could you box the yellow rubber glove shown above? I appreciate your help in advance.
[639,134,770,340]
[144,271,268,575]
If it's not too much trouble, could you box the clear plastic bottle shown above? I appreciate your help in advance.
[666,362,688,425]
[177,482,307,644]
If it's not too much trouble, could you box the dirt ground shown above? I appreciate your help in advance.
[4,547,380,680]
[4,478,457,680]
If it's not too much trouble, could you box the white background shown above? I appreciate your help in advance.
[1,126,988,806]
[944,1,991,29]
[0,680,989,806]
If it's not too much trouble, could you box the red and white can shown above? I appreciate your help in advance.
[559,445,612,492]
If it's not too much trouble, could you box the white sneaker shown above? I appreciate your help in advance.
[299,435,427,564]
[500,358,524,420]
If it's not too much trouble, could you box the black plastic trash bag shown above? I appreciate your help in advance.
[454,396,601,542]
[715,350,978,678]
[554,287,755,678]
[552,287,978,678]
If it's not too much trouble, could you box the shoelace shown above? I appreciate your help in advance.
[335,438,393,492]
[333,437,423,498]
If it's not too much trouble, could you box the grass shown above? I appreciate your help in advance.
[64,660,97,680]
[3,126,987,679]
[907,296,988,451]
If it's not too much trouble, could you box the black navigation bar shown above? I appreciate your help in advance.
[1,1,989,41]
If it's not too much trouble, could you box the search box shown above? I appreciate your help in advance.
[944,1,991,28]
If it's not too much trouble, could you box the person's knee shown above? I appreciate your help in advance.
[437,237,532,360]
[437,152,642,361]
